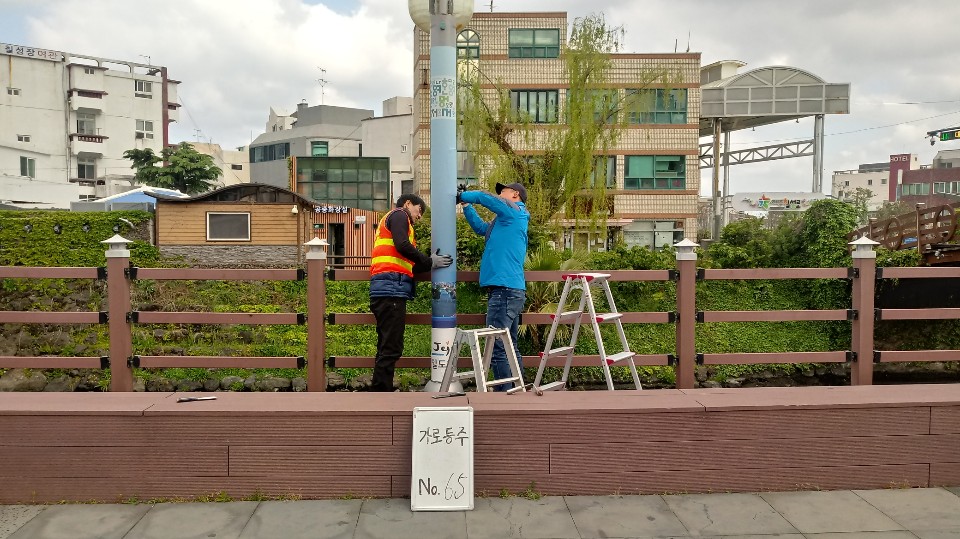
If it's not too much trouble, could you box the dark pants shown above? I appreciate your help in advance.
[370,296,407,392]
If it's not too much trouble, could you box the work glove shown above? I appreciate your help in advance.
[455,191,463,205]
[455,184,466,205]
[430,249,453,269]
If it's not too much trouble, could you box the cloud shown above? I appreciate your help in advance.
[16,0,960,194]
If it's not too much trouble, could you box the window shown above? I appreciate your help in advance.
[207,212,251,241]
[20,156,36,178]
[134,80,152,98]
[17,135,30,143]
[867,179,873,186]
[625,89,688,124]
[508,29,560,58]
[934,182,947,194]
[901,183,930,196]
[6,87,20,96]
[83,67,95,75]
[249,142,290,163]
[311,141,328,157]
[586,90,619,124]
[588,156,616,188]
[624,155,686,189]
[77,112,96,135]
[400,144,408,153]
[881,178,887,184]
[135,119,154,139]
[78,157,96,179]
[844,180,850,187]
[457,29,480,59]
[231,164,243,170]
[510,90,558,123]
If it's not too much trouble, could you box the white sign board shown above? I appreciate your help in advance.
[411,406,474,511]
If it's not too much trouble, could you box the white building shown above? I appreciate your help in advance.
[831,158,915,211]
[360,97,413,200]
[0,42,179,208]
[190,142,250,187]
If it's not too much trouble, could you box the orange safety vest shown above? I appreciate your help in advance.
[370,208,416,277]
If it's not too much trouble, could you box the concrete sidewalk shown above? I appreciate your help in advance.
[2,487,959,539]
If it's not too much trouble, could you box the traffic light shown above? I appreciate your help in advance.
[940,130,960,142]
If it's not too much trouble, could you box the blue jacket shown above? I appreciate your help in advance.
[461,191,529,290]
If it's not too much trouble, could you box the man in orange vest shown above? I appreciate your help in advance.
[369,194,452,391]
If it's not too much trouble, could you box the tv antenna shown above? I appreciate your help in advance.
[193,128,202,141]
[317,67,329,105]
[487,1,494,12]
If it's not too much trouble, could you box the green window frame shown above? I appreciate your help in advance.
[510,90,558,123]
[508,29,560,58]
[624,155,686,190]
[457,29,480,59]
[311,141,328,157]
[625,89,688,125]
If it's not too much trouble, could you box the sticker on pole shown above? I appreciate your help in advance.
[411,406,473,511]
[430,76,456,119]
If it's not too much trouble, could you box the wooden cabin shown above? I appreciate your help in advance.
[155,183,380,267]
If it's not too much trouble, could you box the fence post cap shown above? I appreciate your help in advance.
[674,238,699,260]
[305,237,329,260]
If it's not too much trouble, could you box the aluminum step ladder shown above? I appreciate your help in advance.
[532,272,642,391]
[439,327,527,394]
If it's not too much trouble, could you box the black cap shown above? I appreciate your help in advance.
[495,182,527,203]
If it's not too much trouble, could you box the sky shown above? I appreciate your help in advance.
[3,0,960,196]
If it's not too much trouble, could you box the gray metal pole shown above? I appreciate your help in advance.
[712,118,722,241]
[812,114,824,192]
[722,129,731,228]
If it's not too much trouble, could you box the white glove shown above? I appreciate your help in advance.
[430,249,452,269]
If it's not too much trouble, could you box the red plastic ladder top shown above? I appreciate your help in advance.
[560,272,609,282]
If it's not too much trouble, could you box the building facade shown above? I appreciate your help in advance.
[412,12,701,249]
[191,142,250,187]
[831,160,899,211]
[895,150,960,208]
[0,43,178,208]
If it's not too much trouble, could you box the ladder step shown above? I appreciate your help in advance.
[539,346,574,358]
[604,351,635,365]
[485,376,522,387]
[551,310,582,323]
[471,327,508,336]
[595,313,623,323]
[452,371,475,380]
[536,381,566,392]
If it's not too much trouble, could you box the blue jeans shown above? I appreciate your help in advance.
[486,287,526,391]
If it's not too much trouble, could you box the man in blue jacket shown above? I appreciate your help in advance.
[457,182,529,391]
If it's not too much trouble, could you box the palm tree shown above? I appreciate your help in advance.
[519,247,590,353]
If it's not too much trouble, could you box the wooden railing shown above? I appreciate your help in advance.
[849,202,960,253]
[2,237,959,390]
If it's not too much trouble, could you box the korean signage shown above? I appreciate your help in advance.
[411,407,474,511]
[430,76,456,119]
[2,43,62,62]
[313,205,349,214]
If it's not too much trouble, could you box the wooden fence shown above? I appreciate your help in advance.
[1,236,959,390]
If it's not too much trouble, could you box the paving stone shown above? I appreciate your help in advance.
[663,492,800,536]
[854,487,960,531]
[465,497,579,539]
[8,504,149,539]
[802,532,919,539]
[124,501,259,539]
[354,498,465,539]
[760,491,904,534]
[0,506,43,539]
[239,500,361,539]
[565,495,689,538]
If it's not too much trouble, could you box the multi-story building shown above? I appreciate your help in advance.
[252,98,414,212]
[894,150,960,208]
[832,159,901,211]
[412,12,701,249]
[0,43,179,208]
[191,142,250,187]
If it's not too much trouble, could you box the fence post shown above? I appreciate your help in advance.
[102,235,133,392]
[674,239,699,389]
[305,237,329,391]
[849,237,878,385]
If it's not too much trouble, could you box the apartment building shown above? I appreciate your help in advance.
[412,12,701,249]
[0,43,179,208]
[831,159,901,211]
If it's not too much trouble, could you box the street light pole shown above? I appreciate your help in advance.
[409,0,474,391]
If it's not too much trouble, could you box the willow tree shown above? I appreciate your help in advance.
[458,13,679,235]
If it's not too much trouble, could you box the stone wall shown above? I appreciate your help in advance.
[160,245,300,268]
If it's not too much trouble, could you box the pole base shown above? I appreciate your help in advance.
[423,379,463,393]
